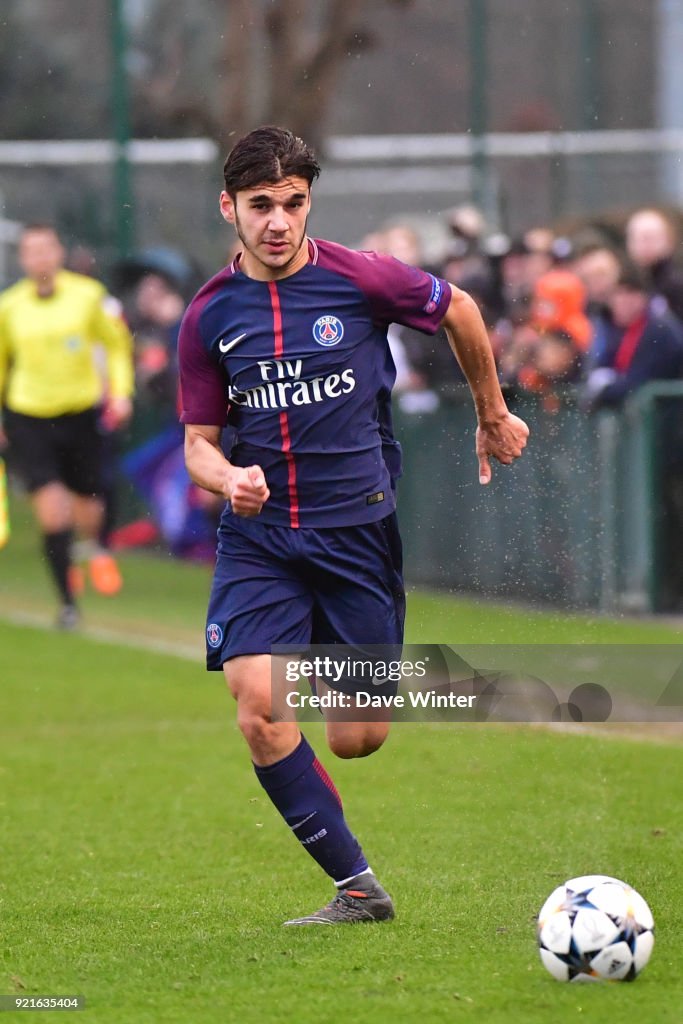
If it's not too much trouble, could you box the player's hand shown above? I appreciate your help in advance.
[226,464,270,516]
[102,396,133,431]
[476,411,529,485]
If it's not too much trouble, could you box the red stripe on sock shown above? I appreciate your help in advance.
[313,758,343,807]
[268,281,299,529]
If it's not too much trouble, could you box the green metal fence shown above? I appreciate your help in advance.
[394,383,683,613]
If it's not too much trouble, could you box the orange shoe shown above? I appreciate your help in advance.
[88,553,123,596]
[68,564,85,597]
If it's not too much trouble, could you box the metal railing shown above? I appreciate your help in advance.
[394,382,683,613]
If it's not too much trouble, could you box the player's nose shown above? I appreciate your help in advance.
[267,208,288,232]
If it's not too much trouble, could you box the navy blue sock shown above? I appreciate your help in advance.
[254,735,369,884]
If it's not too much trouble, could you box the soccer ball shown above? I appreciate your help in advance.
[537,874,655,982]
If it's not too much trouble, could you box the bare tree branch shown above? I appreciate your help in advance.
[265,0,303,117]
[286,0,364,144]
[132,0,416,148]
[221,0,254,143]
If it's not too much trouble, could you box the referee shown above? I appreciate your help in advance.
[0,224,134,628]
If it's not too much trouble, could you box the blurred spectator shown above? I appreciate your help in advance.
[532,331,581,384]
[499,321,582,400]
[446,204,487,249]
[531,268,593,351]
[524,226,557,277]
[582,264,683,411]
[112,246,200,302]
[497,236,533,324]
[521,331,583,417]
[130,272,185,420]
[625,208,683,323]
[573,245,624,369]
[498,268,590,406]
[498,322,538,387]
[380,224,422,269]
[573,245,623,311]
[443,204,490,283]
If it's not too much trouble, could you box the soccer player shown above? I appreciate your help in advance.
[179,127,528,925]
[0,225,134,628]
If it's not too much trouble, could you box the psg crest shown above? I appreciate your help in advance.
[206,622,223,648]
[312,315,344,347]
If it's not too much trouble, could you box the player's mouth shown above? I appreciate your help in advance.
[263,239,289,254]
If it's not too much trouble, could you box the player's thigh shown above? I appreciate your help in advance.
[205,513,314,671]
[56,408,105,497]
[2,409,62,493]
[309,513,405,655]
[223,653,300,763]
[309,515,404,755]
[224,653,272,706]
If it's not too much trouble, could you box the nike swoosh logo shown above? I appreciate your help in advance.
[289,811,317,831]
[218,332,247,353]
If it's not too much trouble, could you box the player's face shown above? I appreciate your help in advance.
[19,229,65,285]
[220,177,311,280]
[626,212,674,267]
[609,286,648,328]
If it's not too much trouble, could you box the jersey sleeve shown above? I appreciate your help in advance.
[90,292,135,399]
[178,300,228,426]
[349,250,451,334]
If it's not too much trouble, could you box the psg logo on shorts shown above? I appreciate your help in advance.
[312,315,344,347]
[206,622,223,648]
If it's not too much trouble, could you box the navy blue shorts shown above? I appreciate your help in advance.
[205,511,405,671]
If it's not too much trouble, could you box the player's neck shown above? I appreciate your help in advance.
[32,273,58,298]
[239,237,310,282]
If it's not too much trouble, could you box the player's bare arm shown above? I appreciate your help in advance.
[440,283,529,485]
[102,396,133,431]
[184,423,269,516]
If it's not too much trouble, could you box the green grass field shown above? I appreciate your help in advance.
[1,498,683,1023]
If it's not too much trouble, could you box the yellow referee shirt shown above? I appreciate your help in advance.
[0,270,134,418]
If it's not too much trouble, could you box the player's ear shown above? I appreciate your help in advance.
[220,191,236,225]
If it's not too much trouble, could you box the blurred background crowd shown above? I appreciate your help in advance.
[371,204,683,415]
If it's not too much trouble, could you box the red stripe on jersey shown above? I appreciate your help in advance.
[268,281,300,528]
[279,410,299,528]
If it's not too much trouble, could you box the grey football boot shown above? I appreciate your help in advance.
[283,872,395,926]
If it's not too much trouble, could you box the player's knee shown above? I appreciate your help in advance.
[328,727,388,760]
[237,709,273,750]
[236,709,296,764]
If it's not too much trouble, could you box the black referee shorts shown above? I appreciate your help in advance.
[3,406,105,496]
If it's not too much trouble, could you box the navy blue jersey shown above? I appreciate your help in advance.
[179,238,450,527]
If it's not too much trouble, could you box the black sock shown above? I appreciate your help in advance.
[43,529,74,606]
